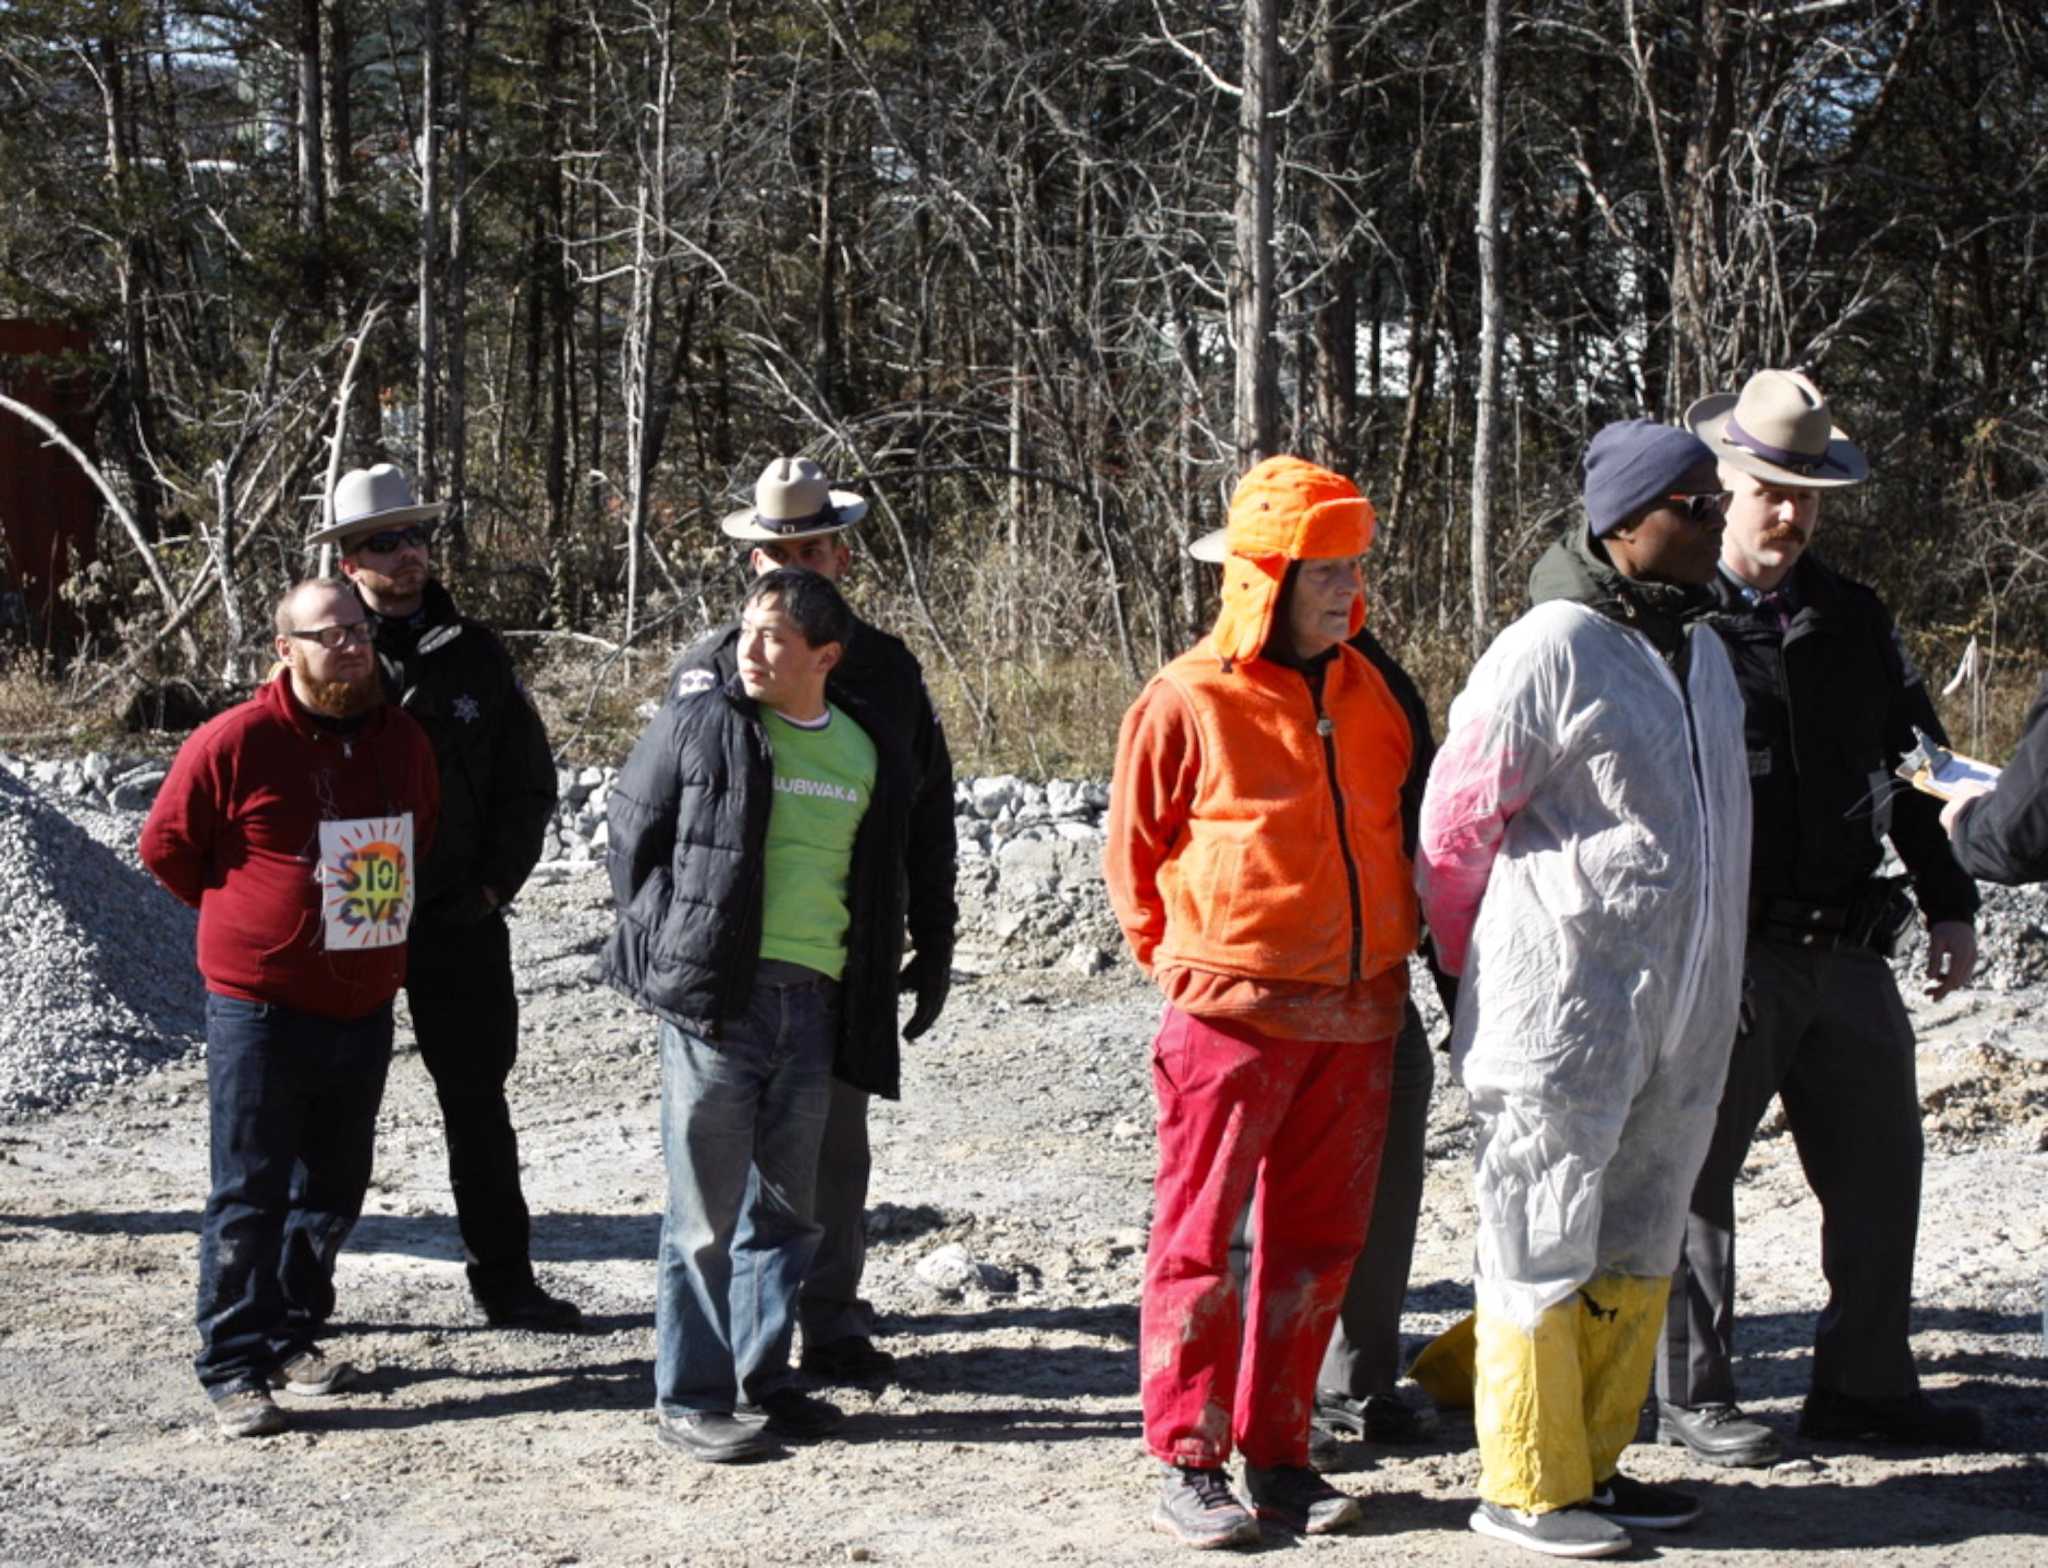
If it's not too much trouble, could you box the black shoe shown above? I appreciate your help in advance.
[477,1281,585,1333]
[1150,1464,1259,1550]
[1582,1471,1700,1531]
[799,1335,896,1384]
[1313,1384,1438,1445]
[1657,1400,1780,1467]
[1468,1502,1629,1559]
[1242,1463,1363,1535]
[1798,1387,1985,1448]
[739,1387,844,1441]
[655,1410,776,1464]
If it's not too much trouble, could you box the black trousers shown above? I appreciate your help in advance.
[406,911,536,1303]
[1659,939,1925,1408]
[1318,1001,1435,1395]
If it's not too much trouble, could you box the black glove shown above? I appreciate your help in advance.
[899,949,952,1040]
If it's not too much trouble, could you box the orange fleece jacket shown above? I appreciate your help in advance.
[1104,637,1418,1042]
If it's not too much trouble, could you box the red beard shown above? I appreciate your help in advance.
[299,672,385,718]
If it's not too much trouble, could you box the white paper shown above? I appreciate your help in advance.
[318,813,417,950]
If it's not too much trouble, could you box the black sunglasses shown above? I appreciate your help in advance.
[286,622,375,649]
[353,523,437,554]
[1667,490,1731,523]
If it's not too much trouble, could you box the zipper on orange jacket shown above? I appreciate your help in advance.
[1310,671,1366,980]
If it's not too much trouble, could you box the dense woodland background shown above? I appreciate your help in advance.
[2,0,2046,772]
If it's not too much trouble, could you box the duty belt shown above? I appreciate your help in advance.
[1748,878,1912,955]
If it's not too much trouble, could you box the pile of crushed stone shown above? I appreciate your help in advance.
[0,768,203,1117]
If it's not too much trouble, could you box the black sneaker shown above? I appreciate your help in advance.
[655,1410,776,1464]
[211,1386,288,1439]
[1150,1464,1259,1550]
[1242,1463,1363,1535]
[1798,1387,1985,1448]
[739,1387,844,1441]
[477,1281,585,1333]
[1468,1501,1630,1559]
[1583,1471,1700,1530]
[800,1335,896,1384]
[1657,1400,1780,1467]
[1313,1382,1439,1444]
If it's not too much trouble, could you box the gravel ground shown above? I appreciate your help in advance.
[2,829,2046,1565]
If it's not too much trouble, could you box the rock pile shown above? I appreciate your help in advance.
[533,767,1123,972]
[0,761,202,1117]
[11,742,2048,1122]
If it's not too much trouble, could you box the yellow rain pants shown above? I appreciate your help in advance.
[1469,1273,1669,1514]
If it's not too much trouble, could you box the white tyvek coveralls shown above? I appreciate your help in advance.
[1419,600,1752,1332]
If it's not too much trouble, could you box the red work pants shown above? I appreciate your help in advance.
[1141,1005,1391,1468]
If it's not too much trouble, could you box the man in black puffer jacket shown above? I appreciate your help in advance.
[668,456,956,1385]
[604,568,913,1463]
[318,463,580,1333]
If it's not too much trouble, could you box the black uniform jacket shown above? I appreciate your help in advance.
[369,579,558,926]
[600,676,915,1099]
[1696,554,1978,925]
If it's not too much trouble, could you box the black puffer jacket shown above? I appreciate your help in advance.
[1950,670,2048,885]
[367,579,558,927]
[1696,554,1978,923]
[671,614,956,969]
[600,677,914,1098]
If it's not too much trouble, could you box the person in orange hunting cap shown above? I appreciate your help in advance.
[1105,455,1417,1548]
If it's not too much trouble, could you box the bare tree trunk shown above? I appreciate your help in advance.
[1469,0,1504,649]
[320,0,349,208]
[415,0,443,497]
[620,1,676,645]
[1308,0,1357,468]
[296,0,326,303]
[443,0,475,561]
[1232,0,1279,465]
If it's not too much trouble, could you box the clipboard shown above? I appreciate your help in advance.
[1896,727,2001,801]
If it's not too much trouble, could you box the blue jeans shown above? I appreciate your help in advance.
[195,993,394,1397]
[655,975,837,1417]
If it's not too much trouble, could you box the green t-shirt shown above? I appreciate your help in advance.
[758,704,877,980]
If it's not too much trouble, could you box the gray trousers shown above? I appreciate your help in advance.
[1658,939,1925,1408]
[797,1077,877,1347]
[1229,1001,1435,1396]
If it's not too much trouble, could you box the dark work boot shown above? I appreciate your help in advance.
[1657,1400,1781,1467]
[1798,1388,1985,1449]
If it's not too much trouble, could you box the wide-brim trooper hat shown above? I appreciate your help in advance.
[1686,368,1869,490]
[306,463,449,547]
[719,457,868,542]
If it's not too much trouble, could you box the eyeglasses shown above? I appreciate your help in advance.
[353,523,436,554]
[286,622,375,649]
[1668,490,1731,523]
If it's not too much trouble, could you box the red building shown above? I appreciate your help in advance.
[0,320,99,657]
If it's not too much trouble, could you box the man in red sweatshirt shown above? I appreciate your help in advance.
[141,578,439,1437]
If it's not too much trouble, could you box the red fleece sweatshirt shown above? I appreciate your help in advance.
[140,673,440,1020]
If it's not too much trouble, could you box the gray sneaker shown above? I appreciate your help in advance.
[212,1386,288,1439]
[1583,1471,1700,1530]
[1151,1464,1259,1550]
[1468,1501,1631,1559]
[269,1348,355,1397]
[1243,1464,1363,1535]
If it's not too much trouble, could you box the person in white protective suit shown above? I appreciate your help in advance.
[1411,419,1753,1559]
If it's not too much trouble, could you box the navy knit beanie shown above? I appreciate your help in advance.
[1581,419,1714,537]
